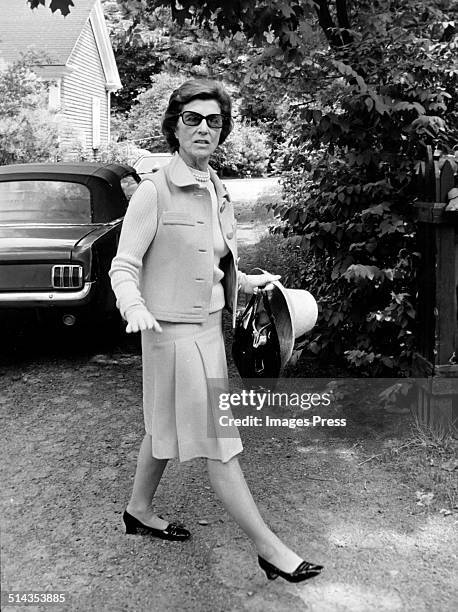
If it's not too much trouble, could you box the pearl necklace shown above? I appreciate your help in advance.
[189,166,210,184]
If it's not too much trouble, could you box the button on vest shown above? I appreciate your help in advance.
[138,155,238,324]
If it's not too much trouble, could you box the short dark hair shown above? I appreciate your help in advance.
[162,79,233,152]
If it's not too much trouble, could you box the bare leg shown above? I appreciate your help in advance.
[126,433,169,530]
[207,456,304,572]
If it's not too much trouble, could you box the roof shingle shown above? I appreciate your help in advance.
[0,0,97,66]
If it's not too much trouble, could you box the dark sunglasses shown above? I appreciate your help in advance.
[178,111,225,129]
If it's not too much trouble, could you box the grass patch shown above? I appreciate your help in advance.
[238,232,303,280]
[372,418,458,512]
[234,197,280,226]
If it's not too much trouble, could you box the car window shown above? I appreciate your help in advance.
[120,175,139,202]
[0,180,91,224]
[134,154,172,174]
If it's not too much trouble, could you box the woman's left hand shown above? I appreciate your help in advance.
[242,272,281,295]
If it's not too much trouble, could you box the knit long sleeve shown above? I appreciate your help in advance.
[109,179,158,319]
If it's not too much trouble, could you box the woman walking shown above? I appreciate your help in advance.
[109,79,323,583]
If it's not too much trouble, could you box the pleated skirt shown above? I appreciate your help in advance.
[141,310,243,463]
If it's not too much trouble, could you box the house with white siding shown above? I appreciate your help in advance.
[0,0,121,157]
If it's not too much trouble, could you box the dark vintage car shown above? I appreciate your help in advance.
[0,162,140,330]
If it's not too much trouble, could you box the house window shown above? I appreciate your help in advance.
[48,80,61,111]
[92,96,101,149]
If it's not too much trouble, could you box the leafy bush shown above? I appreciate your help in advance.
[124,72,184,151]
[59,138,145,165]
[278,161,419,375]
[273,4,457,376]
[0,54,60,164]
[56,134,93,162]
[212,120,271,177]
[95,140,146,165]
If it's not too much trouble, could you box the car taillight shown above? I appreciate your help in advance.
[51,265,83,289]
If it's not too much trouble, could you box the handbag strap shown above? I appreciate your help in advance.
[261,290,275,322]
[248,266,277,321]
[239,291,263,329]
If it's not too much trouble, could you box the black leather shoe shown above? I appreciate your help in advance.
[258,555,323,582]
[123,510,191,541]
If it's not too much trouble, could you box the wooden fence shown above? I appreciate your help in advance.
[412,147,458,430]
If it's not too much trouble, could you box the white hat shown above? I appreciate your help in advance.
[269,281,318,369]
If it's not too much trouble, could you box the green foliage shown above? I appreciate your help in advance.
[271,2,458,375]
[0,54,60,165]
[123,72,183,151]
[212,121,271,177]
[102,1,170,114]
[58,136,145,165]
[57,137,93,162]
[278,155,420,374]
[101,1,252,115]
[95,140,146,165]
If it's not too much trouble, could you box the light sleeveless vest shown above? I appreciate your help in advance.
[140,154,239,325]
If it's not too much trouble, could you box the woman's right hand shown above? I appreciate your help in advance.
[125,307,162,334]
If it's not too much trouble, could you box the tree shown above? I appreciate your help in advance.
[0,54,60,164]
[272,1,458,374]
[102,1,255,115]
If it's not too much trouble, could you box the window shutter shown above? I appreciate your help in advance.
[92,96,101,149]
[48,80,61,111]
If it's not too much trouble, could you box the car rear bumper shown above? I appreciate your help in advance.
[0,282,93,307]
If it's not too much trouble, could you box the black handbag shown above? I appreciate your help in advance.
[232,289,282,379]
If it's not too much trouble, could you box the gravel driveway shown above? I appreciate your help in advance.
[1,321,457,612]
